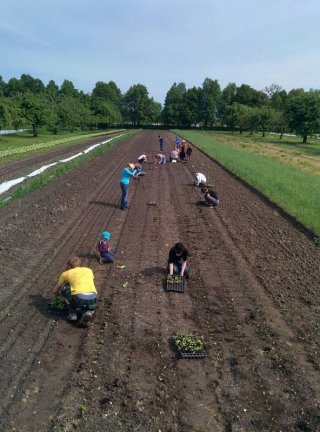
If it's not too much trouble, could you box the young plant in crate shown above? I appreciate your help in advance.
[172,334,207,359]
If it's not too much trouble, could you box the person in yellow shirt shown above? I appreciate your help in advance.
[52,256,97,325]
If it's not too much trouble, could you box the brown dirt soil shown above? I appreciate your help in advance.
[0,130,319,432]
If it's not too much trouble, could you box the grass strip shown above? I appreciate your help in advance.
[0,130,125,158]
[0,130,138,207]
[176,130,320,237]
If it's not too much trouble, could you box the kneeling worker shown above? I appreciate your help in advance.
[168,242,189,280]
[52,256,97,324]
[201,187,219,207]
[194,172,207,187]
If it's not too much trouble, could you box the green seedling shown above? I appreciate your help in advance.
[117,264,126,269]
[122,282,128,288]
[173,334,205,353]
[48,295,66,310]
[80,405,87,417]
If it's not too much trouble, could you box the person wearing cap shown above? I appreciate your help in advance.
[52,256,97,325]
[193,172,207,187]
[120,163,138,210]
[98,231,116,264]
[200,187,219,207]
[155,153,167,165]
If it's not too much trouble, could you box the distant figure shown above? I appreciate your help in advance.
[175,136,180,150]
[159,136,164,152]
[170,149,179,163]
[200,187,219,207]
[155,153,167,165]
[193,172,207,187]
[98,231,116,264]
[137,154,148,163]
[179,141,186,161]
[186,146,192,161]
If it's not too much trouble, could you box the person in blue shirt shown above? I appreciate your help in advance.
[120,163,138,210]
[175,136,180,150]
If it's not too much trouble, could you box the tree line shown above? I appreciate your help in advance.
[1,74,320,142]
[163,81,320,143]
[0,74,161,137]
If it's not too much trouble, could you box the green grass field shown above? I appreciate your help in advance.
[175,130,320,238]
[0,130,138,206]
[0,129,125,162]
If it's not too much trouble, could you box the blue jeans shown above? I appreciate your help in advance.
[100,251,116,263]
[120,182,129,209]
[168,261,189,278]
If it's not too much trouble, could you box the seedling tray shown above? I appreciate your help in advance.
[166,276,185,293]
[172,335,207,359]
[179,351,207,359]
[47,297,69,315]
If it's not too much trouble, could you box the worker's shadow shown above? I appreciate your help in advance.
[141,266,166,277]
[29,294,66,320]
[89,200,119,208]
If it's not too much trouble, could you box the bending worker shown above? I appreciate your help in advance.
[52,256,97,324]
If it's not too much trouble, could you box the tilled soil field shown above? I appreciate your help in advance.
[0,130,319,432]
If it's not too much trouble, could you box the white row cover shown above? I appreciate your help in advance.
[0,135,121,196]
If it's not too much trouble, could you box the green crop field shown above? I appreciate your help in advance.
[175,130,320,238]
[0,129,125,162]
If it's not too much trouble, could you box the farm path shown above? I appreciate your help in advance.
[0,130,319,432]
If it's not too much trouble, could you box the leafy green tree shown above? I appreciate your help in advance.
[219,82,237,120]
[92,81,122,107]
[185,86,202,127]
[21,92,48,137]
[162,82,187,126]
[20,74,45,94]
[285,91,320,142]
[46,80,59,101]
[269,110,287,139]
[0,76,6,97]
[122,84,150,126]
[201,78,221,127]
[59,80,78,97]
[0,99,11,130]
[91,99,122,128]
[147,98,161,124]
[257,107,274,137]
[235,84,268,108]
[5,78,22,97]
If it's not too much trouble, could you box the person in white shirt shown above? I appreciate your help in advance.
[155,154,167,165]
[170,149,179,163]
[137,154,147,163]
[193,172,207,187]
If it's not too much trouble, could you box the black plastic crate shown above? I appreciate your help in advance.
[179,351,208,359]
[166,276,185,293]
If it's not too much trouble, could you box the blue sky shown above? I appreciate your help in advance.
[1,0,320,104]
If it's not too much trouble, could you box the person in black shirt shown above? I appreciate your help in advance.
[168,242,189,278]
[200,187,219,207]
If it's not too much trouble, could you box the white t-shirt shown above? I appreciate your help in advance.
[195,173,206,185]
[138,154,147,162]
